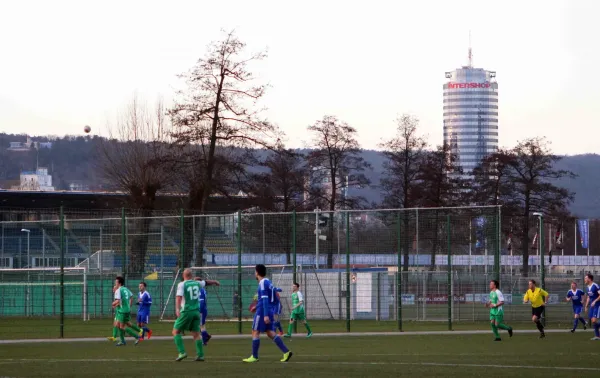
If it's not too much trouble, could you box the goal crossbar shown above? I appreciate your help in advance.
[160,264,294,321]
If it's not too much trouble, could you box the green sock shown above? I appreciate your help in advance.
[129,324,141,332]
[490,324,499,338]
[497,323,511,331]
[174,334,185,354]
[112,326,119,338]
[304,321,312,333]
[195,339,204,358]
[287,323,293,335]
[119,328,126,343]
[125,327,139,339]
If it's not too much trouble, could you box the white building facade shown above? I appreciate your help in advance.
[19,168,55,191]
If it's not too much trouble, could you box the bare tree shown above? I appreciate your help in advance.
[98,95,174,273]
[307,115,371,267]
[417,144,464,270]
[379,115,428,271]
[243,145,308,264]
[169,30,280,266]
[504,137,575,275]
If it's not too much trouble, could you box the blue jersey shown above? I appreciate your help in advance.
[567,289,585,307]
[138,291,152,314]
[271,286,283,314]
[588,283,600,305]
[199,288,207,312]
[256,278,276,317]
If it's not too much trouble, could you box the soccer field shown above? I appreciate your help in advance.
[0,330,597,378]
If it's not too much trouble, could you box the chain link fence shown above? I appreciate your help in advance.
[1,205,600,339]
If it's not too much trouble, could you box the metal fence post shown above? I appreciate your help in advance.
[397,210,402,331]
[179,209,184,270]
[292,210,298,334]
[539,215,546,326]
[59,206,65,338]
[237,211,243,334]
[495,207,501,283]
[345,211,350,332]
[121,208,126,280]
[447,213,452,331]
[292,211,297,284]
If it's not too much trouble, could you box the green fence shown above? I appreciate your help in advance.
[2,205,599,340]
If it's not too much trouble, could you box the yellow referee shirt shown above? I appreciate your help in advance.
[523,288,549,308]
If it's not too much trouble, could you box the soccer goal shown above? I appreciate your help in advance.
[160,264,295,322]
[0,267,88,320]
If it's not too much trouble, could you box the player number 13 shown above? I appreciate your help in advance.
[187,286,199,300]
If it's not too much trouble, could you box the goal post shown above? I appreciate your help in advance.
[0,267,88,320]
[160,264,295,322]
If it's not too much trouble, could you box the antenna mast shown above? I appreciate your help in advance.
[468,31,473,67]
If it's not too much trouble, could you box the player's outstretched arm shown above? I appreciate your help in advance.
[205,279,220,286]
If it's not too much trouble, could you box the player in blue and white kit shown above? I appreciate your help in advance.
[566,281,586,333]
[137,282,152,340]
[584,273,600,340]
[199,286,211,345]
[195,277,220,345]
[272,286,284,336]
[243,264,292,363]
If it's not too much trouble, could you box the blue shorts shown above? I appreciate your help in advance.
[200,308,208,326]
[252,312,274,333]
[137,312,150,324]
[589,305,600,319]
[273,303,282,315]
[573,305,583,315]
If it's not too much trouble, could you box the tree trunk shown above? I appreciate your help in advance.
[128,209,152,274]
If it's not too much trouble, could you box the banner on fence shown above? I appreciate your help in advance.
[416,295,466,304]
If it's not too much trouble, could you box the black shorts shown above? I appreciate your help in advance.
[532,306,545,318]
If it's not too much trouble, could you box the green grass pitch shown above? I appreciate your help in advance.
[0,322,597,377]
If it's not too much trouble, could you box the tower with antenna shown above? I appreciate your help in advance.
[443,36,498,176]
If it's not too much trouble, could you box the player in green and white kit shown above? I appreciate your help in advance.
[108,283,142,343]
[112,276,142,346]
[487,280,513,341]
[285,282,312,338]
[172,269,206,362]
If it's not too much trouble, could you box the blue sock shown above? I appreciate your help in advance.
[580,318,587,325]
[252,338,260,358]
[272,335,289,353]
[573,318,579,330]
[142,326,150,337]
[594,323,600,337]
[201,330,209,343]
[275,321,282,332]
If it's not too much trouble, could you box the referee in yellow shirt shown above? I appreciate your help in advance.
[523,279,549,338]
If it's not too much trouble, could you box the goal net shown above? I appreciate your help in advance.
[160,264,295,322]
[0,267,88,320]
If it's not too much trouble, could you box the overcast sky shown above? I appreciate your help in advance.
[0,0,597,155]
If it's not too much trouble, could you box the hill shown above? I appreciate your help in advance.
[0,133,598,217]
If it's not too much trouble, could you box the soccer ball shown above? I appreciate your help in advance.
[84,125,91,134]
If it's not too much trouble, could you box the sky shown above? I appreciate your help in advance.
[0,0,598,155]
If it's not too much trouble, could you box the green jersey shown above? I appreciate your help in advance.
[489,289,505,316]
[176,279,206,312]
[114,286,133,313]
[292,291,304,313]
